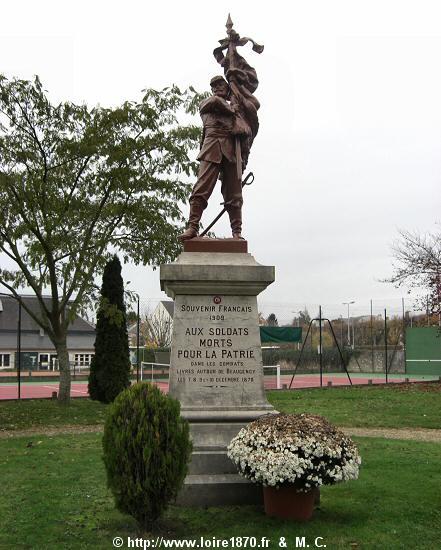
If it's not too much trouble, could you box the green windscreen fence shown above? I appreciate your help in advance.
[260,326,302,344]
[406,327,441,375]
[14,352,38,370]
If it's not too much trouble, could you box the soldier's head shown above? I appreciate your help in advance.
[210,75,229,99]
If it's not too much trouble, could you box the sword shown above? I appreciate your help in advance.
[199,172,254,237]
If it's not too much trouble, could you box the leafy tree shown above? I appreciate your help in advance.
[126,310,137,325]
[387,228,441,320]
[266,313,278,326]
[88,256,130,403]
[310,328,334,349]
[408,311,438,327]
[0,75,203,402]
[292,308,311,327]
[300,309,311,324]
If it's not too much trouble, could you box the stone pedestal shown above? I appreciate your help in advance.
[160,248,275,506]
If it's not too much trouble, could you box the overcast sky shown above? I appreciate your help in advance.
[1,0,439,322]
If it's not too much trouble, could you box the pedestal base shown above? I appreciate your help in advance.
[177,419,265,506]
[177,474,262,507]
[161,250,275,506]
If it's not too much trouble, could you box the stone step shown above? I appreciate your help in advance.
[188,449,237,475]
[176,474,263,507]
[189,422,247,448]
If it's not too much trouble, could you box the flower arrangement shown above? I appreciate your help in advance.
[227,413,361,491]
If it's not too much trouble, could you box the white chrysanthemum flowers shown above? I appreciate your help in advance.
[227,413,361,491]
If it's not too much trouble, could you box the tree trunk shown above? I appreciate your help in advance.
[55,339,71,403]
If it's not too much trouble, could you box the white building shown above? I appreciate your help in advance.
[0,295,95,371]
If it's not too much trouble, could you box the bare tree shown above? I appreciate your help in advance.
[387,228,441,319]
[147,305,173,348]
[257,311,267,326]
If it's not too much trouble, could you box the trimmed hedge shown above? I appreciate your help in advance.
[102,383,192,528]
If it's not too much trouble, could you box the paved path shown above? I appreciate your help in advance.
[1,424,441,443]
[342,426,441,443]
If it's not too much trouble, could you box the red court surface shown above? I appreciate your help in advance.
[0,381,170,400]
[0,374,429,400]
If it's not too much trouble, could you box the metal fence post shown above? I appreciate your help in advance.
[384,309,388,384]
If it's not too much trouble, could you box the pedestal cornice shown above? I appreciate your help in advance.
[160,252,275,298]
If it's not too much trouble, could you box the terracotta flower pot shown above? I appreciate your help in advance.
[263,485,315,521]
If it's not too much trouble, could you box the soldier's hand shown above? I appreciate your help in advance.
[226,68,246,82]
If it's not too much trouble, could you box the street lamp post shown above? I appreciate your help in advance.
[342,301,355,348]
[339,315,344,349]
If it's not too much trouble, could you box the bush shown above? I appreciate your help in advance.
[102,383,192,528]
[262,347,357,372]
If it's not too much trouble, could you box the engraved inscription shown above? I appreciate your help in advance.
[171,296,260,390]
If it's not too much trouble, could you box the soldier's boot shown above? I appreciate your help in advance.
[179,200,205,241]
[227,206,244,239]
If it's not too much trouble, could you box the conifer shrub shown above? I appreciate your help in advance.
[102,382,192,528]
[88,255,131,403]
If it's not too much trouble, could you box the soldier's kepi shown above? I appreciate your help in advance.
[179,15,263,241]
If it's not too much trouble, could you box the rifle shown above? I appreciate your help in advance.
[199,171,254,237]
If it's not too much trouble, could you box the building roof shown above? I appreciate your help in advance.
[0,296,95,333]
[161,300,174,319]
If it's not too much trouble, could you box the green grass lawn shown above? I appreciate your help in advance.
[1,385,440,548]
[267,383,441,429]
[0,433,440,549]
[1,383,440,432]
[0,398,107,431]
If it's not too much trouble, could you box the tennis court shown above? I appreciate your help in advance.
[0,372,436,400]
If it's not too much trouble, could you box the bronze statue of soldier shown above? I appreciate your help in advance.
[179,75,245,241]
[179,16,263,242]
